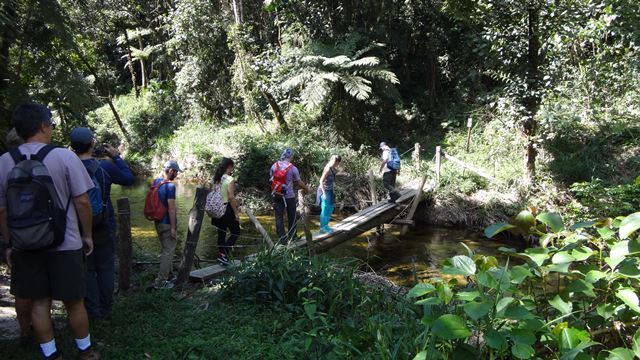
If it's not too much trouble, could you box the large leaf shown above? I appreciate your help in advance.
[407,283,436,298]
[537,212,565,232]
[484,222,516,238]
[633,327,640,358]
[552,251,576,264]
[346,56,380,68]
[620,213,640,239]
[412,351,427,360]
[559,341,599,360]
[523,247,550,267]
[549,295,573,315]
[342,75,372,101]
[455,291,480,302]
[560,327,591,351]
[606,348,635,360]
[512,210,536,233]
[571,246,595,261]
[568,279,596,297]
[616,287,640,314]
[463,301,492,321]
[512,343,535,359]
[431,314,471,340]
[485,329,507,350]
[511,265,533,284]
[444,255,477,276]
[511,329,536,345]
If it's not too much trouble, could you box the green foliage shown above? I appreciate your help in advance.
[408,211,640,358]
[570,179,640,218]
[87,85,184,154]
[221,248,422,358]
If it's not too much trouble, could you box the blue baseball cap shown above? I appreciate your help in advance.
[70,127,95,144]
[164,160,183,172]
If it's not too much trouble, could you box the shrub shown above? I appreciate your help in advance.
[408,210,640,359]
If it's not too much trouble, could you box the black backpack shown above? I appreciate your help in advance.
[6,145,70,251]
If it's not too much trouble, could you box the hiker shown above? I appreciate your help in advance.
[317,155,341,234]
[379,142,401,202]
[147,160,181,289]
[69,127,134,320]
[270,148,311,244]
[210,158,240,265]
[2,128,34,347]
[0,103,100,359]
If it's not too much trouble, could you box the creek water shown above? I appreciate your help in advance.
[111,180,519,287]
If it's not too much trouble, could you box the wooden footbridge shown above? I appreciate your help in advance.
[112,144,499,287]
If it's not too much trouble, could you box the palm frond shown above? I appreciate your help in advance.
[281,71,316,92]
[342,75,372,101]
[356,69,400,84]
[322,55,351,67]
[353,42,386,59]
[300,77,330,109]
[346,56,380,68]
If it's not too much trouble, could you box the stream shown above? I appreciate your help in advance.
[111,180,520,287]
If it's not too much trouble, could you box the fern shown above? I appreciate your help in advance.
[346,56,380,68]
[342,75,372,101]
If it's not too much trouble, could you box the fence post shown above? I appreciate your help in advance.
[435,146,442,185]
[117,197,132,292]
[465,117,473,152]
[244,206,273,248]
[368,170,377,204]
[298,189,314,256]
[412,143,421,171]
[176,187,208,287]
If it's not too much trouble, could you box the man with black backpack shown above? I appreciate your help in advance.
[379,141,401,203]
[0,104,100,359]
[70,127,135,321]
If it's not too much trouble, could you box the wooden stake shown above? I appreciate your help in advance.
[176,187,208,287]
[117,197,132,292]
[412,143,421,171]
[368,170,377,204]
[435,146,442,185]
[465,117,473,152]
[244,206,274,248]
[400,175,428,237]
[298,190,314,256]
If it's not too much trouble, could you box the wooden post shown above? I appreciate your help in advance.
[117,197,132,292]
[465,117,473,152]
[435,146,441,185]
[368,170,377,203]
[244,206,274,248]
[176,187,208,287]
[297,190,314,255]
[412,143,421,171]
[400,175,428,237]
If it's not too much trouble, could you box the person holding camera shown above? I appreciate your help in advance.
[70,128,134,320]
[269,148,311,244]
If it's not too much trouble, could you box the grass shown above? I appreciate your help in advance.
[0,289,303,360]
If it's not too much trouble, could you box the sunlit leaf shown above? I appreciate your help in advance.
[537,212,565,232]
[616,288,640,314]
[552,251,575,264]
[620,212,640,239]
[560,327,591,351]
[412,351,427,360]
[606,348,635,360]
[559,341,599,360]
[549,295,573,315]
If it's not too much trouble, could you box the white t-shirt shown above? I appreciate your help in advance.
[381,148,391,173]
[0,142,94,251]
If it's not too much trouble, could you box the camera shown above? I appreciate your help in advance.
[93,144,108,158]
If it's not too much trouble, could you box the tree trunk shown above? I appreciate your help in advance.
[0,2,16,127]
[260,89,289,132]
[137,32,146,88]
[106,94,132,143]
[123,29,139,97]
[523,1,542,183]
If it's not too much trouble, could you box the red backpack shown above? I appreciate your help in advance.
[271,162,293,196]
[144,180,170,221]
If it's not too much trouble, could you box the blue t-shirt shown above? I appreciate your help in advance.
[152,178,176,224]
[97,156,135,232]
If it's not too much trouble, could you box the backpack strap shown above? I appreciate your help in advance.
[31,144,60,162]
[9,148,26,164]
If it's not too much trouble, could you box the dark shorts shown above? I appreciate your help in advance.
[10,249,86,301]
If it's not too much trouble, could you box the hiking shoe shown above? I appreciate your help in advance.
[154,281,174,290]
[319,227,333,234]
[217,254,230,266]
[79,345,101,360]
[44,350,63,360]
